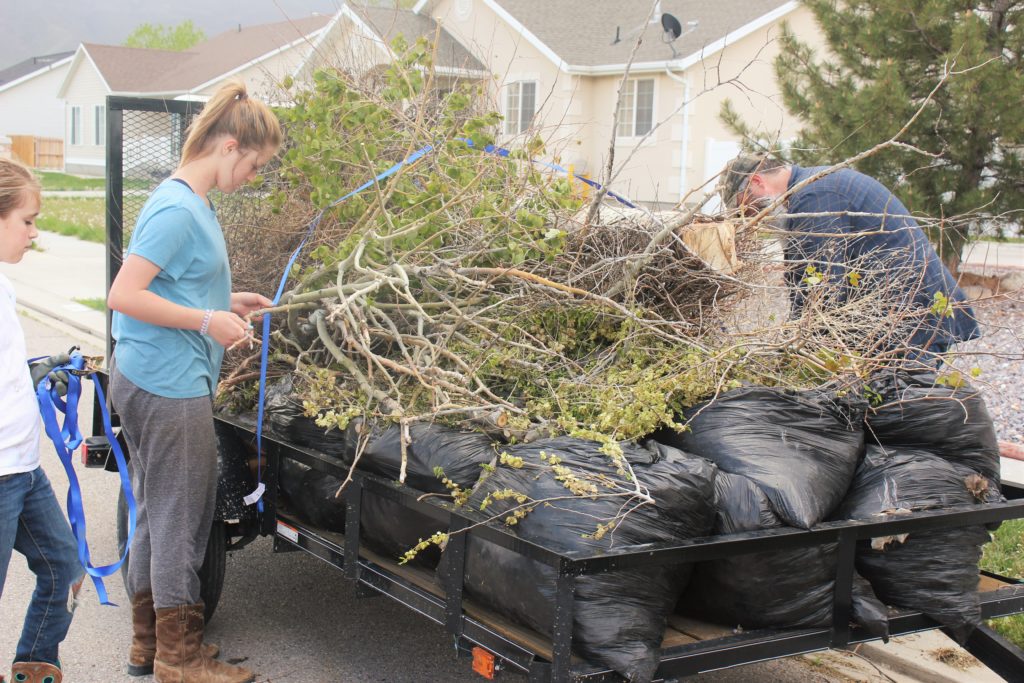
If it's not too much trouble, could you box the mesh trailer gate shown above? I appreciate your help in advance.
[104,95,200,358]
[95,96,200,443]
[102,95,1024,683]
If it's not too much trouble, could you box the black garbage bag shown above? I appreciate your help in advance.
[655,386,865,529]
[266,375,497,493]
[277,457,347,529]
[865,371,1000,483]
[358,423,497,492]
[680,471,889,639]
[449,438,717,683]
[834,445,993,642]
[275,457,447,567]
[264,375,353,459]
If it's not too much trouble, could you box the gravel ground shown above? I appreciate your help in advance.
[952,293,1024,443]
[730,253,1024,444]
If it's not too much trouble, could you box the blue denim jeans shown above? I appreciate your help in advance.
[0,466,82,667]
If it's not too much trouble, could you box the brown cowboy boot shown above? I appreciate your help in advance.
[154,604,254,683]
[128,592,218,676]
[9,661,62,683]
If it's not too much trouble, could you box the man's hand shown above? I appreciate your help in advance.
[29,353,71,396]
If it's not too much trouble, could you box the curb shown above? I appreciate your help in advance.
[854,631,1004,683]
[16,299,106,351]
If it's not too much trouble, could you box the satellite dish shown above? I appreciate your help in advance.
[661,13,683,41]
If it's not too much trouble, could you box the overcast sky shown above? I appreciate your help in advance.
[0,0,347,67]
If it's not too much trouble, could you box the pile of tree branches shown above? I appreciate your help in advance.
[215,38,954,451]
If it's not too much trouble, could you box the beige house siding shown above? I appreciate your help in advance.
[295,12,393,84]
[681,6,823,207]
[427,1,585,154]
[576,6,826,206]
[422,2,825,207]
[577,73,684,204]
[63,54,110,174]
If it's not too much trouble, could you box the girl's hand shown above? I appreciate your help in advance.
[231,292,273,320]
[207,310,252,349]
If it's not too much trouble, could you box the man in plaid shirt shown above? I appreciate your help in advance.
[719,154,980,361]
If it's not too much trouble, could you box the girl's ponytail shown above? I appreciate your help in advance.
[180,79,282,164]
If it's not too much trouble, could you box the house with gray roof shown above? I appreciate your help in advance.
[55,15,336,174]
[341,4,486,77]
[0,51,75,146]
[411,0,823,208]
[9,1,824,194]
[52,6,485,175]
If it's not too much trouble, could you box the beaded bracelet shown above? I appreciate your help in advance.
[199,309,214,335]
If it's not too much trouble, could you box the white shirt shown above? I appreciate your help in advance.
[0,273,41,475]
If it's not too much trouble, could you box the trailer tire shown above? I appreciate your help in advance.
[116,488,227,622]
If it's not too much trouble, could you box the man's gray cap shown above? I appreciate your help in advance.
[718,154,770,209]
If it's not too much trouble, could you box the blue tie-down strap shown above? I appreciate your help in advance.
[459,138,638,208]
[33,351,136,606]
[246,143,436,511]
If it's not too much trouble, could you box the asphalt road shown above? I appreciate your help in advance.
[0,310,868,683]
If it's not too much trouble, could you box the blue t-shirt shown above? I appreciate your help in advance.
[112,179,231,398]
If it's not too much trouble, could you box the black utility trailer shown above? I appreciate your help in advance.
[90,95,1024,682]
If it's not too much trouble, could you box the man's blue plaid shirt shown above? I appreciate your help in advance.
[782,165,980,356]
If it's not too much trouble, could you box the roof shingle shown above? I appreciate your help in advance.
[80,15,332,94]
[81,44,192,92]
[0,51,75,87]
[149,14,333,91]
[353,6,486,72]
[492,0,794,67]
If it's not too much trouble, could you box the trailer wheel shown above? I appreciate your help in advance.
[116,488,227,622]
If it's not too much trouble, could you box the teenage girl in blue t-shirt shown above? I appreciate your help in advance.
[107,79,280,683]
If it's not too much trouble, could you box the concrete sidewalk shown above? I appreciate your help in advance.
[963,240,1024,272]
[0,230,107,348]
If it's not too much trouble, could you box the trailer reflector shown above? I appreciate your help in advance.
[276,521,299,544]
[471,647,496,679]
[82,435,112,468]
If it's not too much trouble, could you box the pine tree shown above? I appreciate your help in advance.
[722,1,1024,270]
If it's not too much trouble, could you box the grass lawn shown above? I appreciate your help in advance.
[38,171,105,191]
[36,196,105,243]
[73,297,106,312]
[981,518,1024,648]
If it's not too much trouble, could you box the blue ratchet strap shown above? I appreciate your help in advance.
[245,144,435,510]
[33,351,136,606]
[459,138,638,208]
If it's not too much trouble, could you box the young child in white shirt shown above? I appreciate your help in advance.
[0,157,82,683]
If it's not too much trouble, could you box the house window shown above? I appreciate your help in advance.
[504,81,537,135]
[95,105,105,146]
[616,79,654,138]
[70,106,81,145]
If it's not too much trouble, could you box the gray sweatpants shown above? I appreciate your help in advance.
[110,360,218,608]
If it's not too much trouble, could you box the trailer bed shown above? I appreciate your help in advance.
[270,503,1024,681]
[235,408,1024,683]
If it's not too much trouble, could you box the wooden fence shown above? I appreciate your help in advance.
[10,135,63,170]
